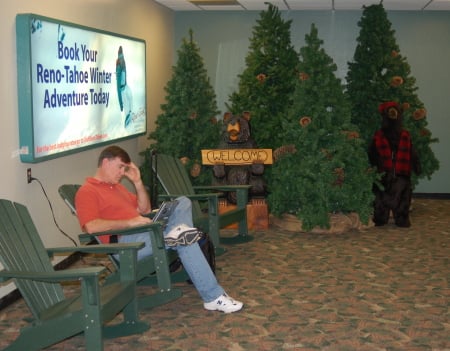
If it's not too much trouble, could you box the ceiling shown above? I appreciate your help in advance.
[153,0,450,11]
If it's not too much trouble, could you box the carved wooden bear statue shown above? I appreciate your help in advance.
[368,101,421,227]
[213,112,266,204]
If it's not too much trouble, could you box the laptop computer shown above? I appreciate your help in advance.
[151,200,179,230]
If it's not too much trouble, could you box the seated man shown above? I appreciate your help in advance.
[75,145,243,313]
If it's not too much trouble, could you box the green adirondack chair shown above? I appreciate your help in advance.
[149,152,253,254]
[0,199,148,351]
[58,184,185,310]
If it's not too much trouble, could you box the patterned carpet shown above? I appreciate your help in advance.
[0,198,449,350]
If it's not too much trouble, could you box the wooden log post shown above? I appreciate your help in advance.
[202,149,272,230]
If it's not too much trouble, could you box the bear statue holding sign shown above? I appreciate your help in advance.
[212,112,267,204]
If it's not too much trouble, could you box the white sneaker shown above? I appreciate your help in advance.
[164,224,201,247]
[203,293,243,313]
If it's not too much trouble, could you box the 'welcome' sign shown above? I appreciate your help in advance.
[201,149,272,165]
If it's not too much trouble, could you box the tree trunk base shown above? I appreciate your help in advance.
[270,212,374,234]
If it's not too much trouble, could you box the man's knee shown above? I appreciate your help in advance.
[176,196,192,209]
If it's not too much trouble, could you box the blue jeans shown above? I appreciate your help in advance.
[118,196,224,303]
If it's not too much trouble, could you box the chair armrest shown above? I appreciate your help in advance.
[81,223,162,237]
[194,185,250,207]
[158,193,219,201]
[78,222,165,247]
[158,193,220,217]
[47,242,145,255]
[0,266,105,283]
[193,185,252,192]
[1,242,143,285]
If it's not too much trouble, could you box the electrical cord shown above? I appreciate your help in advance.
[31,176,114,273]
[31,176,78,247]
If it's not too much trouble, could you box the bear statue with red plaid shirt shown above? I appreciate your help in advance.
[368,101,421,227]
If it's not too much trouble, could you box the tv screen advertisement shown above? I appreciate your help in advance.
[16,14,147,163]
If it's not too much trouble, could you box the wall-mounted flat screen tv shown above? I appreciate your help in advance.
[16,14,147,163]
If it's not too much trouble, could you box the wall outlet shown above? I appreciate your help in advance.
[27,168,32,184]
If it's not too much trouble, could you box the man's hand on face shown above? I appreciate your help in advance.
[124,162,142,184]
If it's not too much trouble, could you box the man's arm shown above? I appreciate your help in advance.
[134,179,152,215]
[83,216,151,234]
[125,162,152,215]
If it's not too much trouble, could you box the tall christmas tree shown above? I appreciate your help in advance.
[141,30,221,186]
[346,3,439,186]
[228,3,299,150]
[269,24,377,231]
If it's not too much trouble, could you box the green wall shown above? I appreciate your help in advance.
[174,10,450,194]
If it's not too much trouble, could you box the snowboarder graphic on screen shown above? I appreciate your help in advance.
[116,46,133,128]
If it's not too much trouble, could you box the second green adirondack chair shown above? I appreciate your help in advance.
[58,184,184,310]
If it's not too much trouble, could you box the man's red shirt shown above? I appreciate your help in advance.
[75,177,139,243]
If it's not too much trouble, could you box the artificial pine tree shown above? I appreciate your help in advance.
[346,3,439,186]
[228,3,299,150]
[269,24,377,231]
[141,29,220,186]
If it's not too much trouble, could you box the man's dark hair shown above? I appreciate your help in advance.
[98,145,131,166]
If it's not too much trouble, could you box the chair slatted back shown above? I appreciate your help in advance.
[153,154,204,219]
[58,184,81,215]
[0,199,64,319]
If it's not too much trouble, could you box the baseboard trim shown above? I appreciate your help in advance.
[413,193,450,200]
[0,252,83,311]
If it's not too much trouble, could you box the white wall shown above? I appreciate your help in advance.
[0,0,173,297]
